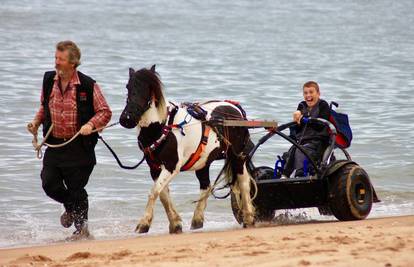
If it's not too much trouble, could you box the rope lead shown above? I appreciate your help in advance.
[31,122,119,159]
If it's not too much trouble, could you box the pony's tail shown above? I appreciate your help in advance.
[224,157,257,221]
[223,157,241,207]
[223,157,236,186]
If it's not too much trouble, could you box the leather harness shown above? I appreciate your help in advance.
[140,103,211,172]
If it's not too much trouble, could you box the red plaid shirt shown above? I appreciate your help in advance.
[35,71,112,139]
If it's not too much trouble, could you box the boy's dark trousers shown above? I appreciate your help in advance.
[283,139,328,177]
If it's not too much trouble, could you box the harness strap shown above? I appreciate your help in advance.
[167,104,178,125]
[140,104,179,171]
[140,105,179,153]
[180,124,211,171]
[141,102,210,172]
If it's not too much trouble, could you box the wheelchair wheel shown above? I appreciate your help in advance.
[329,163,373,221]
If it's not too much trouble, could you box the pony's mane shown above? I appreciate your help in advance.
[135,68,167,120]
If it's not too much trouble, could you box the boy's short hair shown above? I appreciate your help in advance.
[303,81,319,92]
[56,40,81,68]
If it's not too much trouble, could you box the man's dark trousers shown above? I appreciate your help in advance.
[40,136,96,230]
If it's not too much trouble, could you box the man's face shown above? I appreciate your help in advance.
[55,49,74,76]
[303,86,320,108]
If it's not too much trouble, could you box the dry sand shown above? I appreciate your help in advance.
[1,215,413,267]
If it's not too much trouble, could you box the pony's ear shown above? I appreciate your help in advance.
[129,68,135,77]
[150,64,156,72]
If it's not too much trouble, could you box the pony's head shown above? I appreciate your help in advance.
[119,65,166,128]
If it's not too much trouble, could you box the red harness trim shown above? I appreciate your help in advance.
[224,99,240,105]
[180,125,211,171]
[141,105,177,171]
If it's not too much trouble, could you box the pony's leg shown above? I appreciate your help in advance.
[159,185,183,234]
[191,187,211,229]
[237,163,255,227]
[136,167,179,233]
[191,166,211,229]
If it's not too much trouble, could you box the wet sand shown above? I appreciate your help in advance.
[1,215,413,267]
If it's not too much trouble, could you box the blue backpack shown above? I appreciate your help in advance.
[329,102,353,149]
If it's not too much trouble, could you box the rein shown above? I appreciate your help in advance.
[98,135,146,170]
[31,122,146,170]
[31,122,119,159]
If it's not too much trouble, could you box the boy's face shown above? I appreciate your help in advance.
[303,86,320,108]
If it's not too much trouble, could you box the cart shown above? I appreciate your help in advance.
[230,117,380,224]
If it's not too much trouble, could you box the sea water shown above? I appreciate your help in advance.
[0,0,413,248]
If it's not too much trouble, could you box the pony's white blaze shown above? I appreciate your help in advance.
[138,102,167,127]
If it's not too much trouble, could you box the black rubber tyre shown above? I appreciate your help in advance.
[255,204,276,222]
[230,191,244,224]
[329,163,373,221]
[230,191,275,224]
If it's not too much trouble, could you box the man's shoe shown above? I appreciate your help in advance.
[66,224,91,241]
[60,211,74,228]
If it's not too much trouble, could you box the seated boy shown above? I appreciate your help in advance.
[283,81,331,177]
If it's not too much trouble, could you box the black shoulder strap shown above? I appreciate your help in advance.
[76,71,99,150]
[41,71,56,137]
[42,71,56,105]
[167,106,179,125]
[76,71,96,128]
[77,71,95,90]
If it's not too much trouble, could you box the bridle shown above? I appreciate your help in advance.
[128,93,158,126]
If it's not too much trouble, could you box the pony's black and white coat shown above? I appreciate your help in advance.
[120,65,255,233]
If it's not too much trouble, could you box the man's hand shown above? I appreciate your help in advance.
[79,123,94,135]
[27,120,40,135]
[293,111,303,124]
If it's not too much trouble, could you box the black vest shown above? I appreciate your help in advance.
[42,71,98,149]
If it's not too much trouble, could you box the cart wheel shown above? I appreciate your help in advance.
[231,191,275,224]
[329,163,373,221]
[230,191,243,225]
[255,205,276,222]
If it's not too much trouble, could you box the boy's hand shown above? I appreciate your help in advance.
[293,111,303,124]
[265,127,277,133]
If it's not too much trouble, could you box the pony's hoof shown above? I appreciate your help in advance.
[242,221,255,228]
[242,217,255,228]
[169,224,183,234]
[135,223,150,234]
[190,220,204,230]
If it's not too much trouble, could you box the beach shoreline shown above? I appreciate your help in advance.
[1,215,413,267]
